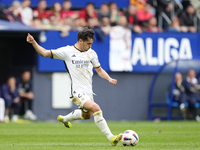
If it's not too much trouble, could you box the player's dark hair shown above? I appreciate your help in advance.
[77,27,96,41]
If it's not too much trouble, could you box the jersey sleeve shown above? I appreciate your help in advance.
[51,46,68,60]
[91,51,100,68]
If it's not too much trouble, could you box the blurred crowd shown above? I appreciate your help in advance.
[0,0,200,38]
[172,70,200,121]
[0,71,37,122]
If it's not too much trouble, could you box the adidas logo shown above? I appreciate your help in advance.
[72,54,76,57]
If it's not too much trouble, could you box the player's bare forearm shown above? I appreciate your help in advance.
[95,67,117,85]
[27,33,51,57]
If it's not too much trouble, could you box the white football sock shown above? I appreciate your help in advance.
[93,111,113,141]
[0,98,5,122]
[63,109,83,122]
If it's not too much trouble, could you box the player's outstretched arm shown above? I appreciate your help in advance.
[27,33,51,57]
[95,67,117,85]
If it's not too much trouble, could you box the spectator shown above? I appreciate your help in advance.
[71,18,83,31]
[166,17,180,32]
[88,18,105,41]
[130,0,147,10]
[0,89,5,122]
[136,3,154,30]
[79,2,97,27]
[33,0,51,22]
[61,0,77,19]
[171,72,187,119]
[6,0,22,22]
[49,2,62,25]
[124,4,142,33]
[42,14,70,37]
[182,69,200,121]
[0,3,9,20]
[109,2,120,25]
[180,5,200,33]
[31,17,43,29]
[97,3,110,23]
[17,71,37,121]
[146,16,161,32]
[149,0,173,30]
[191,0,200,15]
[19,0,32,25]
[1,76,20,122]
[101,17,111,35]
[63,16,73,28]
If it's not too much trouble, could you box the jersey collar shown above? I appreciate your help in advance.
[74,45,84,52]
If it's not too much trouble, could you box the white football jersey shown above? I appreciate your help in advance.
[51,45,100,97]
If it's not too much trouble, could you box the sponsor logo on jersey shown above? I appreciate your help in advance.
[72,60,90,68]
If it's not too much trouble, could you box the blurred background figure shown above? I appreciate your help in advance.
[149,0,183,30]
[61,0,77,19]
[0,90,5,122]
[109,1,120,25]
[1,76,20,122]
[101,16,111,35]
[124,4,142,33]
[166,17,180,32]
[97,3,110,23]
[71,18,83,31]
[63,16,73,29]
[6,0,22,22]
[0,3,9,20]
[130,0,147,10]
[146,16,161,32]
[33,0,51,23]
[19,0,32,25]
[171,72,187,119]
[180,5,200,33]
[182,69,200,121]
[79,2,97,27]
[49,2,62,25]
[31,17,43,29]
[136,2,153,31]
[42,14,70,37]
[17,71,37,121]
[88,18,105,41]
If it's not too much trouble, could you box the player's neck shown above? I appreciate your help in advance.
[74,43,84,52]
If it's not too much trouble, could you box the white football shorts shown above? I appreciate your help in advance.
[71,91,94,112]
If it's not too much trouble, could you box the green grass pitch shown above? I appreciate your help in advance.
[0,121,200,150]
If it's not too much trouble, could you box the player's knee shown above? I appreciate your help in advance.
[92,104,101,113]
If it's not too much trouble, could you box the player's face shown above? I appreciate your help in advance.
[81,38,93,51]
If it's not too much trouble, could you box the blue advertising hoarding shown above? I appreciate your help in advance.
[37,31,200,73]
[1,0,129,8]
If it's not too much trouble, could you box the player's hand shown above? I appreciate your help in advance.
[27,33,35,44]
[109,78,117,86]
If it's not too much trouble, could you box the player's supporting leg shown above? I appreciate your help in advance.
[84,100,122,146]
[57,109,83,128]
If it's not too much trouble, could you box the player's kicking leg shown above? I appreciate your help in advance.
[57,108,84,128]
[83,100,122,146]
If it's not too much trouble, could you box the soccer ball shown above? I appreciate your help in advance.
[121,130,139,146]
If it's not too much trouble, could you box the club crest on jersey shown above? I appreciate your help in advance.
[87,54,90,59]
